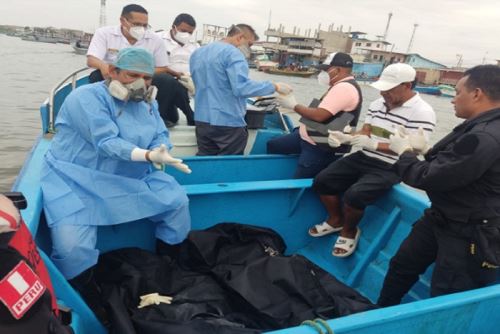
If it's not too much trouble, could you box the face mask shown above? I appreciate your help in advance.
[317,71,331,86]
[174,29,192,44]
[238,43,251,59]
[129,26,146,40]
[108,78,157,103]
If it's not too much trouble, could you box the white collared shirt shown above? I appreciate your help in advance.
[87,25,168,67]
[156,30,199,74]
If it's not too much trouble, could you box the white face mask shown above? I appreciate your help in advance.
[174,29,192,44]
[317,71,331,86]
[238,43,251,59]
[129,26,146,41]
[108,78,157,103]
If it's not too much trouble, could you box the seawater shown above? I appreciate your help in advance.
[0,34,462,192]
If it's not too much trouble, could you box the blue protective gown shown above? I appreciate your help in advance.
[40,82,190,278]
[190,41,275,127]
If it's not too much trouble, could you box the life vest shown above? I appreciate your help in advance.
[0,209,71,333]
[300,79,363,151]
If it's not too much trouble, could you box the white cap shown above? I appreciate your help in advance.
[370,63,416,91]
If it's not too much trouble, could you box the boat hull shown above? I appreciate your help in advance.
[415,85,441,96]
[264,68,317,78]
[10,71,500,334]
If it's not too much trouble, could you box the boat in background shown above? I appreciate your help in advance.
[264,67,317,78]
[414,85,441,96]
[71,40,89,55]
[439,84,456,98]
[21,33,59,44]
[352,62,384,81]
[255,54,279,71]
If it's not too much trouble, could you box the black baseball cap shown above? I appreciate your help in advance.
[317,52,354,70]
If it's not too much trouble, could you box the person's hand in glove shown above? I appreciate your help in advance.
[327,125,353,148]
[389,129,413,155]
[277,93,298,110]
[148,144,192,174]
[274,82,293,95]
[179,75,195,96]
[351,134,379,150]
[398,126,430,154]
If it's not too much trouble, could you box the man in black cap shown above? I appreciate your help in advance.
[268,52,363,178]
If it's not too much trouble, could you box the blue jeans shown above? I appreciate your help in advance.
[266,128,340,179]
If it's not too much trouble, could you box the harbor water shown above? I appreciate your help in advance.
[0,34,462,192]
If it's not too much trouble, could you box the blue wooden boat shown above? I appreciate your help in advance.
[414,85,441,96]
[11,70,500,333]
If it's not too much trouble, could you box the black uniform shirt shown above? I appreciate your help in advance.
[396,108,500,222]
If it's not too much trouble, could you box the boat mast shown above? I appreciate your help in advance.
[406,23,418,53]
[99,0,107,28]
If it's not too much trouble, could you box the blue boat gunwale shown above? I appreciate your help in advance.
[15,137,500,333]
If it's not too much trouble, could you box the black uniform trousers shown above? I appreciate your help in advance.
[378,208,498,307]
[152,73,195,126]
[88,70,195,126]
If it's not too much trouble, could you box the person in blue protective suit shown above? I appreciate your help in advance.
[40,48,191,322]
[190,23,293,155]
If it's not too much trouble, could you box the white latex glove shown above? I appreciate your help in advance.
[389,130,413,155]
[275,82,293,95]
[327,126,354,148]
[277,93,298,110]
[179,75,195,96]
[350,135,378,150]
[410,127,431,154]
[138,293,173,308]
[149,144,192,174]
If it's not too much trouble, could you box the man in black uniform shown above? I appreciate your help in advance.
[378,65,500,306]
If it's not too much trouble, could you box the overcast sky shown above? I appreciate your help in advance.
[4,0,500,67]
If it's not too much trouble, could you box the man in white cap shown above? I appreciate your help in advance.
[308,63,436,258]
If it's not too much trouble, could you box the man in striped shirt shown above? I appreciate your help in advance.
[309,63,436,257]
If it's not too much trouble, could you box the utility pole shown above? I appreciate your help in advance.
[456,54,463,68]
[99,0,107,28]
[406,23,418,54]
[383,12,393,41]
[482,51,488,64]
[266,9,271,42]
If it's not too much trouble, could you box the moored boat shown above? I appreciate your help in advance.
[71,41,89,55]
[264,67,317,78]
[439,84,456,98]
[414,85,441,96]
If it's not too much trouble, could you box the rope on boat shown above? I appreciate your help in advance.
[301,318,334,334]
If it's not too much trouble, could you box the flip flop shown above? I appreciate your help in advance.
[332,227,361,258]
[308,221,343,237]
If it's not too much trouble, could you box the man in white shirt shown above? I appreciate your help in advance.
[86,4,192,127]
[155,13,199,126]
[86,4,168,82]
[309,63,436,258]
